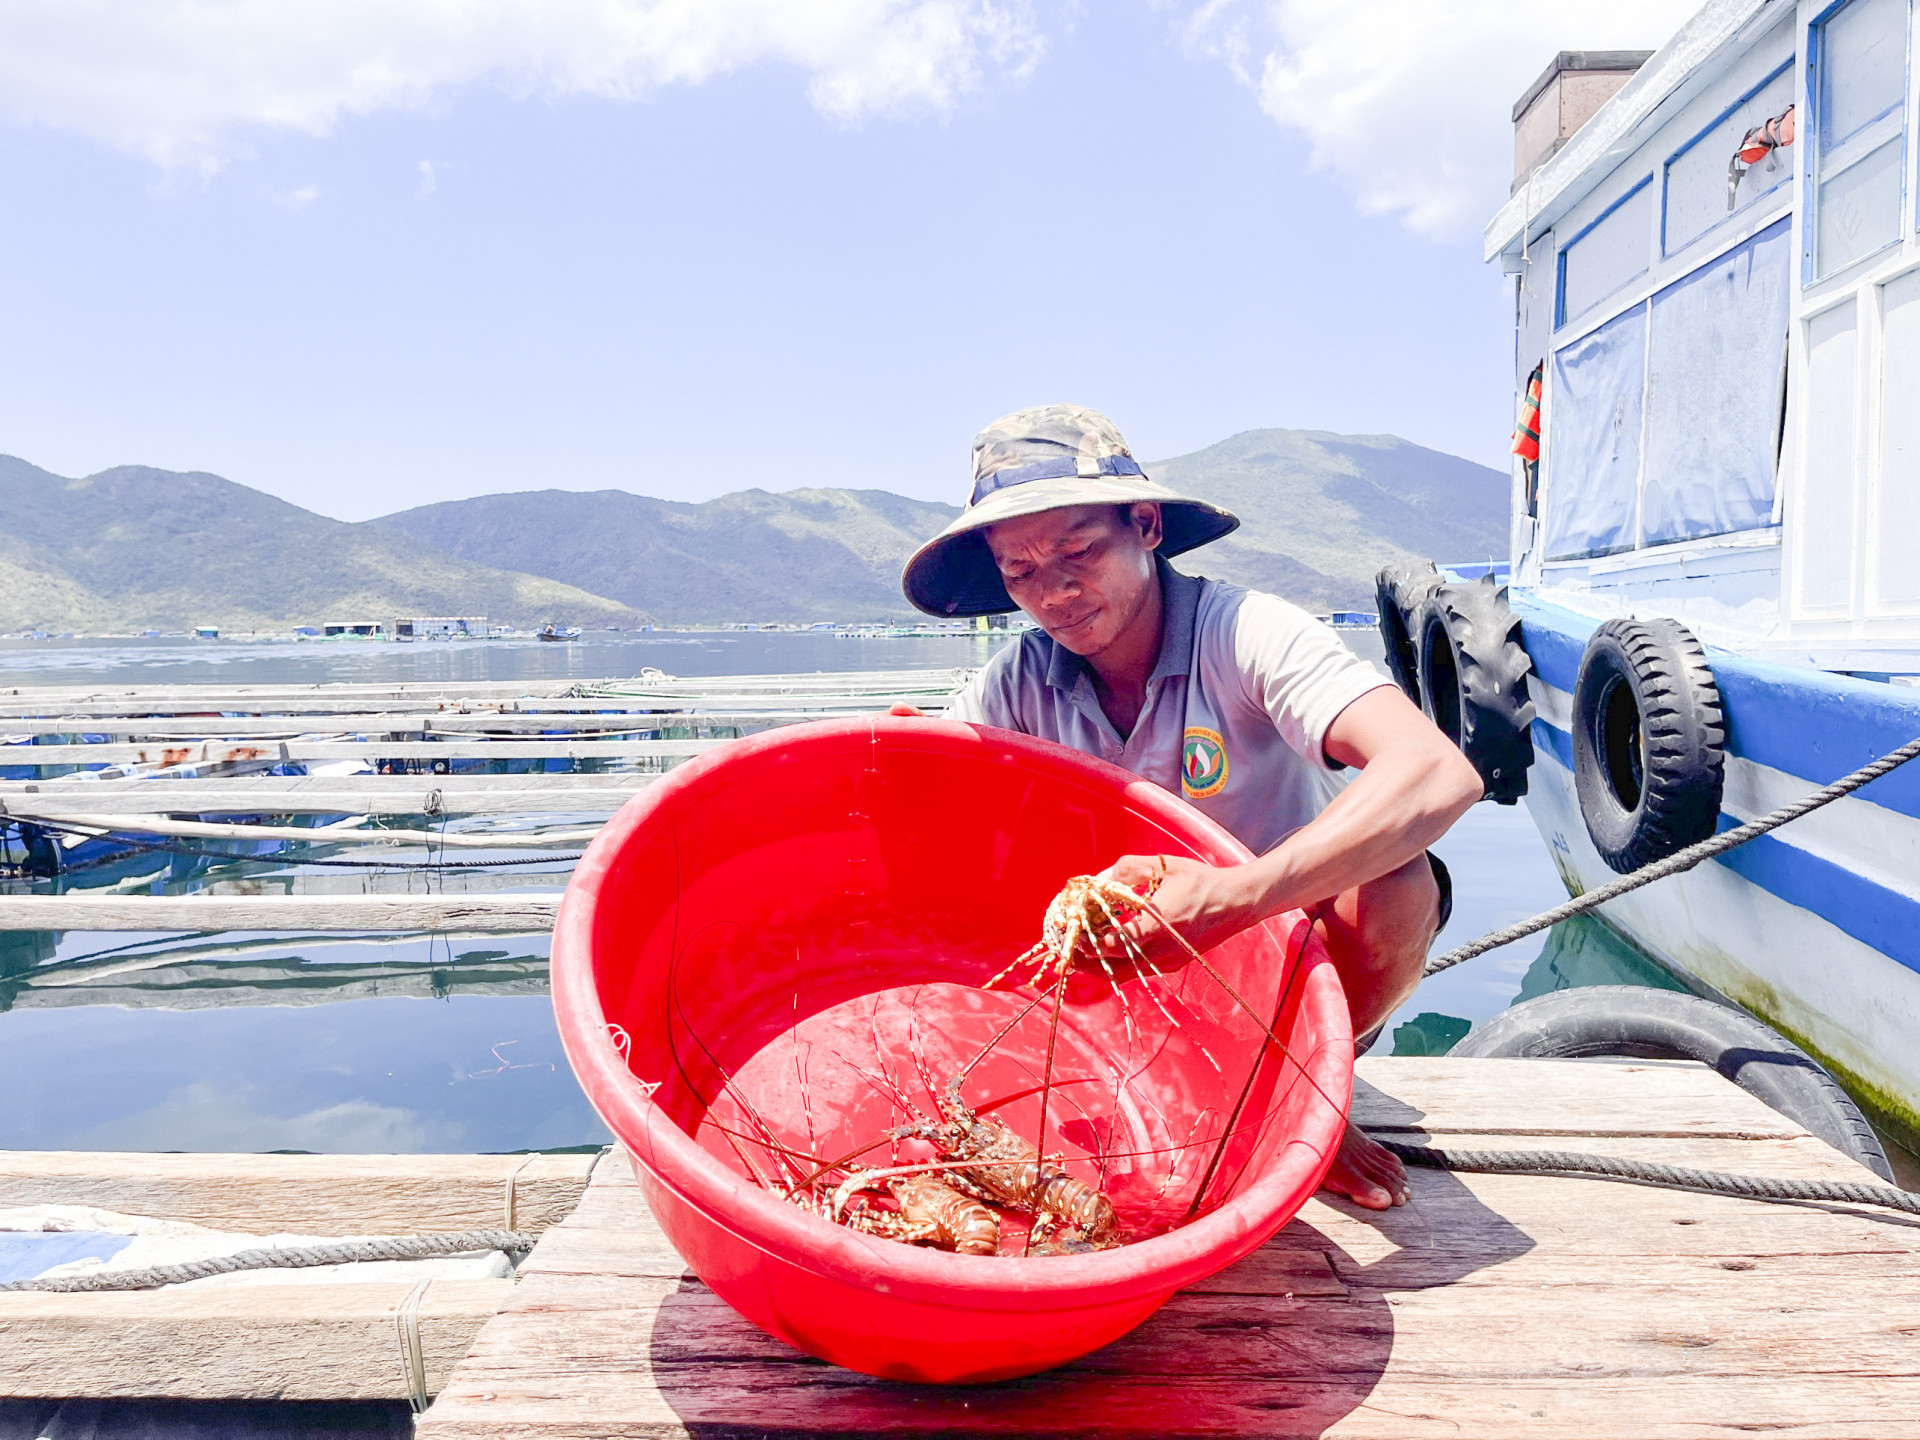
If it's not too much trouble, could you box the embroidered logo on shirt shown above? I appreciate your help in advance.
[1181,726,1228,799]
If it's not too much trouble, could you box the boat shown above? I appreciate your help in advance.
[537,624,582,642]
[1390,0,1920,1149]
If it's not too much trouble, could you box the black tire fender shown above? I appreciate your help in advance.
[1452,985,1894,1181]
[1572,617,1725,874]
[1413,577,1536,805]
[1374,562,1441,706]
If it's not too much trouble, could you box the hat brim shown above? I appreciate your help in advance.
[900,475,1240,617]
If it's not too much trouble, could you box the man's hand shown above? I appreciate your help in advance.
[1093,853,1264,965]
[888,703,927,717]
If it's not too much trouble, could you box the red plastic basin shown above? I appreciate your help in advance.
[552,716,1351,1383]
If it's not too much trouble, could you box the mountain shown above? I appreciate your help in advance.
[1145,430,1511,611]
[379,428,1509,619]
[0,427,1509,631]
[0,456,642,633]
[375,487,963,625]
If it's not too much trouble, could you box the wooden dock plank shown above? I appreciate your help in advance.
[1,775,650,814]
[0,1151,599,1234]
[417,1059,1920,1438]
[0,894,559,932]
[0,1279,511,1402]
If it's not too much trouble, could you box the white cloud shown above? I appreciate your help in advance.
[271,182,321,210]
[1180,0,1691,238]
[0,0,1045,174]
[417,159,437,198]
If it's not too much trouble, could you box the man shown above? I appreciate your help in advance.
[900,404,1483,1209]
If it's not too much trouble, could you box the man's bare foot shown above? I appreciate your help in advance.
[1319,1123,1410,1209]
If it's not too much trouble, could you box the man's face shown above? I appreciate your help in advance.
[984,503,1163,657]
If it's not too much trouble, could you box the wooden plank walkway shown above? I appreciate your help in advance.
[417,1058,1920,1439]
[0,1152,602,1402]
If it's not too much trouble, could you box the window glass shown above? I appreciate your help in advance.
[1812,0,1909,278]
[1818,134,1906,271]
[1641,219,1793,545]
[1558,182,1654,325]
[1664,64,1794,255]
[1821,0,1908,143]
[1544,303,1647,560]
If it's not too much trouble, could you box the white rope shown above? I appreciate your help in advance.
[503,1153,537,1230]
[395,1276,432,1414]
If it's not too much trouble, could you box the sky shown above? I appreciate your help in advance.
[0,1,1687,521]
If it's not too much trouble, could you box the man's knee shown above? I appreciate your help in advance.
[1356,853,1443,948]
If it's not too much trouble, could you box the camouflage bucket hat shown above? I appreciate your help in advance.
[901,403,1239,617]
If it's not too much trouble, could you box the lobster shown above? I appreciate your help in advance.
[891,1076,1117,1246]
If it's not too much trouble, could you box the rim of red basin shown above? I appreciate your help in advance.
[551,715,1352,1315]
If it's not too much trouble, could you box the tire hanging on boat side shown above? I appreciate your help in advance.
[1571,617,1725,874]
[1413,577,1536,804]
[1375,561,1442,706]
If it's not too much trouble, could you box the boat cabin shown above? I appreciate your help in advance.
[1489,0,1920,673]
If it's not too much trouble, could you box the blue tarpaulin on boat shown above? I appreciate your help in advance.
[0,1231,131,1284]
[1641,217,1792,545]
[1545,302,1647,560]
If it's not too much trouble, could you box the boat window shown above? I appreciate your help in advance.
[1663,62,1795,255]
[1809,0,1910,278]
[1557,180,1654,327]
[1544,303,1647,559]
[1641,219,1794,545]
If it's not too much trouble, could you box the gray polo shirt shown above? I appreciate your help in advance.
[947,563,1392,856]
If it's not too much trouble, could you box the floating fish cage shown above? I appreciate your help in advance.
[552,716,1352,1382]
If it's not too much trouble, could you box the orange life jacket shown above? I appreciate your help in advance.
[1511,363,1543,463]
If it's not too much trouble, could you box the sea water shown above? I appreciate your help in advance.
[0,629,1672,1154]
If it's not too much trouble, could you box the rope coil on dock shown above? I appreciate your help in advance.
[1379,1140,1920,1217]
[0,1229,537,1293]
[1426,733,1920,975]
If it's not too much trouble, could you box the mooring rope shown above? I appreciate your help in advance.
[0,1229,537,1293]
[1379,1140,1920,1217]
[1425,733,1920,977]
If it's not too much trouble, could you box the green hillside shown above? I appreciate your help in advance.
[375,487,964,625]
[379,428,1509,619]
[0,428,1508,631]
[1146,429,1510,610]
[0,456,641,632]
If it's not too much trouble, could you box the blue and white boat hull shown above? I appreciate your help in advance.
[1517,596,1920,1144]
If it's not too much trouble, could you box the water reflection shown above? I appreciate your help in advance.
[0,932,603,1154]
[0,623,1588,1152]
[1514,912,1690,1002]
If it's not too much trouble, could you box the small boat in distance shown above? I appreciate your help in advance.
[537,624,582,643]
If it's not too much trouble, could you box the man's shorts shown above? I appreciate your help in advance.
[1428,852,1453,935]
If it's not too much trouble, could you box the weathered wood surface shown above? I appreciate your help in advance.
[417,1059,1920,1439]
[0,669,966,718]
[0,705,950,737]
[1,774,650,814]
[0,1150,597,1234]
[0,1278,512,1401]
[0,894,559,932]
[11,814,601,849]
[0,738,725,766]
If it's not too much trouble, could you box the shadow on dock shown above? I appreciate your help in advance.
[643,1086,1534,1437]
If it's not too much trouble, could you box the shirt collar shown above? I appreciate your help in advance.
[1041,556,1200,694]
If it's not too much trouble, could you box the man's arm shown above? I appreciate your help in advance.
[1102,687,1482,957]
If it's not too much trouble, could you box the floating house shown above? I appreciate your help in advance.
[321,620,386,639]
[1417,0,1920,1145]
[393,615,488,640]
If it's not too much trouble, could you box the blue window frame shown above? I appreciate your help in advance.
[1556,177,1654,328]
[1806,0,1911,280]
[1662,59,1795,256]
